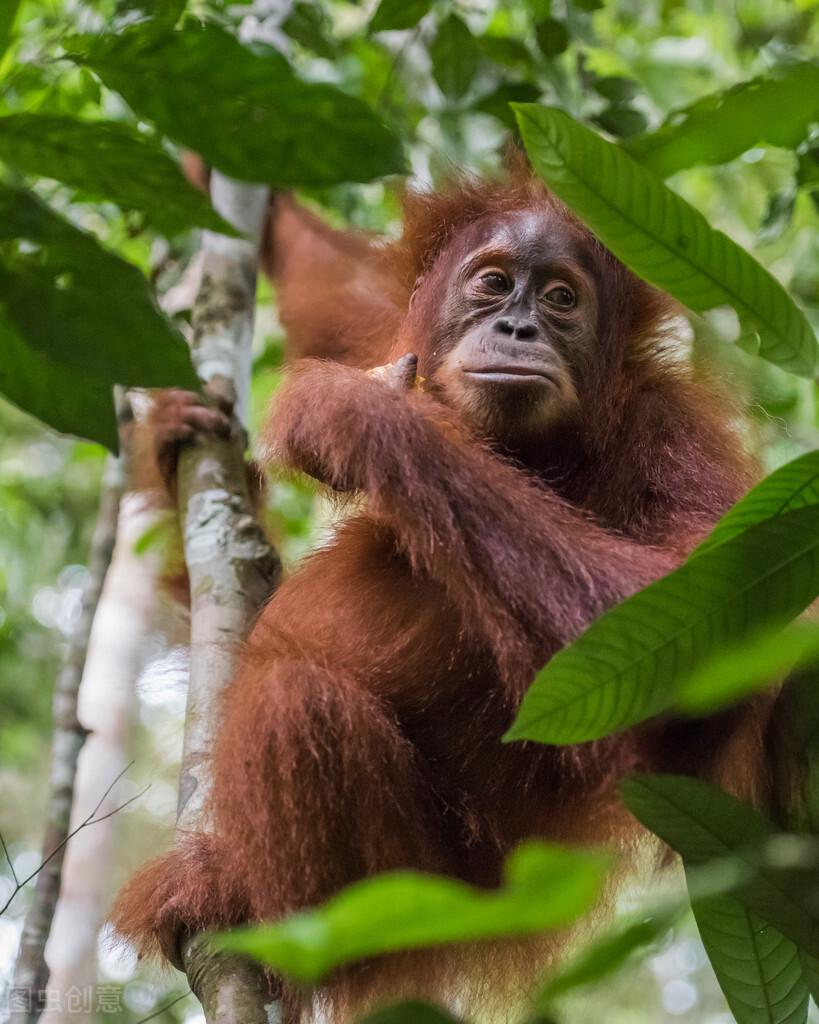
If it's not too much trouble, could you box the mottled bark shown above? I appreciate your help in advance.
[175,173,281,1023]
[182,933,283,1024]
[10,401,131,1024]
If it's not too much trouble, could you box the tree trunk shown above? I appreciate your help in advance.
[175,173,281,1023]
[40,494,159,1024]
[10,408,129,1024]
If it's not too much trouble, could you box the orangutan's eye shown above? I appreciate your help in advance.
[480,271,510,294]
[544,285,576,308]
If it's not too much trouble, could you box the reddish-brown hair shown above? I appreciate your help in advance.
[112,163,767,1023]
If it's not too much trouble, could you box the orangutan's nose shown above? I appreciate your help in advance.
[493,317,538,341]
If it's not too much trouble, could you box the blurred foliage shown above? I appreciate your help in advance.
[219,842,610,981]
[0,403,105,765]
[0,0,818,1021]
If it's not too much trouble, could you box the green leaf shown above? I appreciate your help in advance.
[537,904,682,1003]
[509,446,819,737]
[622,775,819,957]
[534,17,569,58]
[593,76,638,102]
[370,0,433,33]
[359,1002,462,1024]
[73,23,406,188]
[0,307,118,450]
[628,64,819,179]
[698,451,819,556]
[593,104,648,139]
[692,894,809,1024]
[0,114,236,237]
[430,15,478,99]
[216,842,609,983]
[514,103,816,376]
[0,185,197,389]
[0,0,20,61]
[676,621,819,714]
[479,35,533,74]
[506,502,819,744]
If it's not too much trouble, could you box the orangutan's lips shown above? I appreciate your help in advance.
[463,366,557,385]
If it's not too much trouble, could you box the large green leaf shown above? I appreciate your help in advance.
[430,15,478,99]
[696,451,819,555]
[692,894,809,1024]
[505,503,819,744]
[628,64,819,179]
[217,842,608,983]
[622,451,819,716]
[72,23,406,187]
[514,104,816,376]
[0,185,196,389]
[0,114,235,237]
[622,775,819,957]
[0,308,118,450]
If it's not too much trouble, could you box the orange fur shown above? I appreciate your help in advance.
[261,194,406,367]
[113,167,768,1022]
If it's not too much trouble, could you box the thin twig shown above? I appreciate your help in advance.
[134,990,193,1024]
[0,765,150,916]
[82,760,138,824]
[0,831,19,887]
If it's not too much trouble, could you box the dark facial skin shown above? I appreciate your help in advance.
[429,209,600,440]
